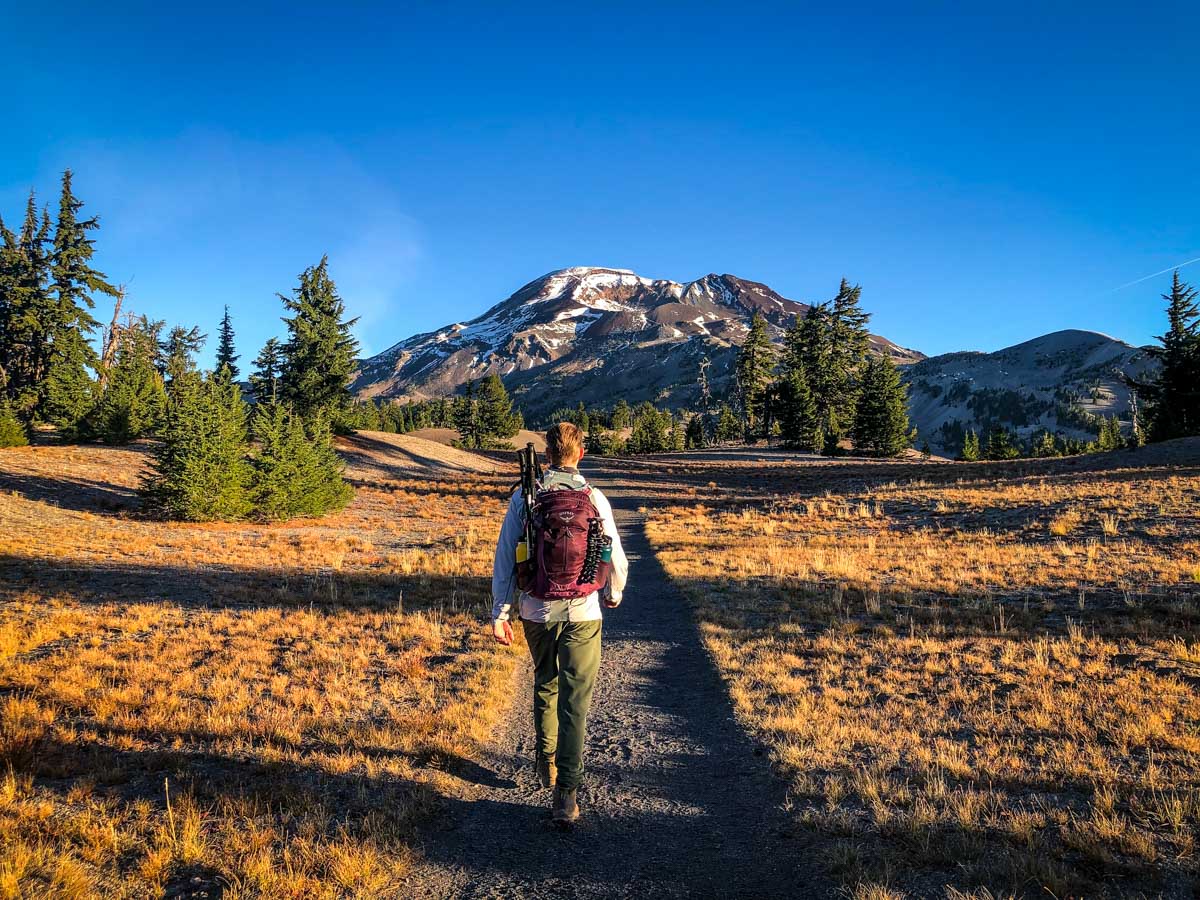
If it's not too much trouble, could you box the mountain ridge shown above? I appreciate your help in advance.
[353,268,1157,441]
[353,266,922,419]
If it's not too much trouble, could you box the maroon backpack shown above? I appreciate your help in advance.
[523,486,611,600]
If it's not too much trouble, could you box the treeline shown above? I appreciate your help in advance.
[342,374,524,450]
[948,415,1135,462]
[0,172,356,521]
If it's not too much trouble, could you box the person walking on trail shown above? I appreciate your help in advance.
[491,422,629,826]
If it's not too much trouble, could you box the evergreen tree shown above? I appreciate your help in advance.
[983,426,1020,460]
[777,367,820,451]
[668,414,686,451]
[249,337,283,402]
[715,404,741,443]
[0,397,28,448]
[142,371,253,520]
[475,374,521,447]
[215,305,239,379]
[452,380,482,448]
[1096,415,1123,451]
[159,325,206,384]
[611,398,632,431]
[627,402,672,454]
[86,315,167,443]
[43,171,117,427]
[734,312,776,437]
[852,355,911,457]
[684,414,708,449]
[1141,271,1200,441]
[1031,430,1061,458]
[279,257,360,422]
[0,197,55,421]
[250,401,353,520]
[785,302,839,438]
[961,429,981,462]
[829,279,872,428]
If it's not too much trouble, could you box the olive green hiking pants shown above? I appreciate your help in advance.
[522,619,602,790]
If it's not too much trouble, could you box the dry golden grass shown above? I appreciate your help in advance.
[0,435,518,898]
[646,446,1200,898]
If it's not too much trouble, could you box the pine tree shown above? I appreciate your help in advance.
[1141,271,1200,441]
[715,404,741,443]
[627,403,671,454]
[0,397,28,448]
[668,414,686,451]
[778,367,820,451]
[159,325,206,384]
[249,337,283,402]
[961,429,981,462]
[86,316,167,443]
[1031,430,1061,458]
[43,171,117,428]
[828,279,872,435]
[685,414,708,449]
[735,312,776,438]
[279,257,360,423]
[250,401,353,520]
[611,398,632,431]
[475,374,521,447]
[852,355,911,457]
[142,371,253,520]
[215,305,239,379]
[785,302,839,438]
[1096,415,1123,451]
[452,379,481,448]
[983,427,1020,460]
[0,197,55,422]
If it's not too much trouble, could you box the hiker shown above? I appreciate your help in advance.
[491,421,629,825]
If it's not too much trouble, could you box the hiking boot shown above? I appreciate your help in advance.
[552,786,580,825]
[536,753,557,789]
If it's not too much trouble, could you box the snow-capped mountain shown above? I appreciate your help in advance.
[353,267,922,418]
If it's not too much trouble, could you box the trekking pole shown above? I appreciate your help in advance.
[515,443,540,573]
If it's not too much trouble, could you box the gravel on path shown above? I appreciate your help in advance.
[407,469,832,899]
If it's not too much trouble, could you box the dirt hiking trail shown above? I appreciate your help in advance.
[408,466,832,898]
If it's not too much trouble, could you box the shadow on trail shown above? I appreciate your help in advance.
[406,486,833,898]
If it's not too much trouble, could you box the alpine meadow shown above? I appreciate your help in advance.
[3,5,1199,899]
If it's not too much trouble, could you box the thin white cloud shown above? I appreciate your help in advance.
[1105,255,1200,293]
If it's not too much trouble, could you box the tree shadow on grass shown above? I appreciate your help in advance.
[0,553,490,614]
[0,469,143,514]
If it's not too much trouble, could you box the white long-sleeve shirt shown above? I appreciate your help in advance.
[491,468,629,623]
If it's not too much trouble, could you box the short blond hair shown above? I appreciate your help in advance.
[546,422,584,466]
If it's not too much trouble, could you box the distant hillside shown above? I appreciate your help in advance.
[905,330,1159,451]
[353,267,922,420]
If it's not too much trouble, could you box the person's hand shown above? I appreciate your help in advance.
[602,592,622,609]
[492,619,514,646]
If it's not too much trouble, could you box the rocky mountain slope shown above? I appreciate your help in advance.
[353,267,921,419]
[905,330,1158,451]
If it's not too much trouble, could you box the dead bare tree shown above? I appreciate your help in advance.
[98,284,126,392]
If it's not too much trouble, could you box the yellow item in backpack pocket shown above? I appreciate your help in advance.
[515,540,530,564]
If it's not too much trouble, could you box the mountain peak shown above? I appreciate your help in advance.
[352,267,924,417]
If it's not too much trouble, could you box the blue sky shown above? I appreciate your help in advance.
[3,2,1197,364]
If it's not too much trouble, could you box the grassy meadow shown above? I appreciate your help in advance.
[0,433,518,898]
[645,441,1200,898]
